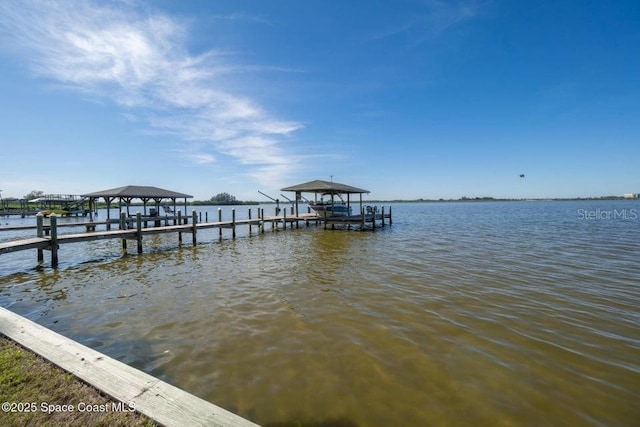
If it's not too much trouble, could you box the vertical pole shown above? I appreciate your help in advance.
[248,208,252,235]
[361,207,366,229]
[372,207,376,231]
[389,205,393,225]
[218,208,222,240]
[36,213,44,263]
[192,210,197,246]
[177,211,183,244]
[120,211,127,252]
[136,212,143,254]
[283,209,287,230]
[50,214,58,267]
[232,208,236,239]
[260,208,265,234]
[381,206,385,227]
[206,212,208,222]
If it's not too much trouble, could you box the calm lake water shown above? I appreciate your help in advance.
[1,201,639,426]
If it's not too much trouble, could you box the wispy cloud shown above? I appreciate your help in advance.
[372,0,482,45]
[0,0,302,187]
[209,12,271,25]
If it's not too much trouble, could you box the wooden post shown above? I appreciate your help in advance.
[191,210,197,246]
[36,213,44,263]
[283,209,287,230]
[50,214,59,267]
[177,211,183,244]
[218,208,222,240]
[361,207,366,229]
[136,212,143,254]
[372,207,376,231]
[120,211,127,252]
[232,208,236,239]
[248,208,252,235]
[381,206,385,227]
[260,208,265,234]
[389,205,393,225]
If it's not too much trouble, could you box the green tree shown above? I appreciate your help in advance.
[210,192,237,204]
[24,190,44,200]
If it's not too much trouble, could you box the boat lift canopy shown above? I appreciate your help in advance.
[281,179,369,217]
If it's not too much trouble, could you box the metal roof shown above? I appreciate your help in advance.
[83,185,193,199]
[281,179,369,194]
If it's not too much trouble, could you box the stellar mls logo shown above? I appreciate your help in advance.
[577,208,638,220]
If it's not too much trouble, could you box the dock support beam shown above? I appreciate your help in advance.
[136,213,143,254]
[50,215,59,267]
[177,211,183,244]
[218,208,222,240]
[120,212,127,252]
[36,214,44,263]
[192,210,197,246]
[232,208,236,239]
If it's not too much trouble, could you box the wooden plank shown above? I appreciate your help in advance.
[0,237,49,254]
[0,307,259,427]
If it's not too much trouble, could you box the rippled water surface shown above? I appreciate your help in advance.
[1,201,639,426]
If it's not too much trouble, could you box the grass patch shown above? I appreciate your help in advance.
[0,335,157,426]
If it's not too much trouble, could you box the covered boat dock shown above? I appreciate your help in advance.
[83,185,193,227]
[281,179,391,229]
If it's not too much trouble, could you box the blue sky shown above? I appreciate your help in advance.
[0,0,638,201]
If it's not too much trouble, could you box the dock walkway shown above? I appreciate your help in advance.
[0,207,391,268]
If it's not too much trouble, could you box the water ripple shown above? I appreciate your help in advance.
[1,201,639,425]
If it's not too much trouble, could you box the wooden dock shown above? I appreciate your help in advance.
[0,207,391,268]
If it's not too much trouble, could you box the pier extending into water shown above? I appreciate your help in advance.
[0,206,391,268]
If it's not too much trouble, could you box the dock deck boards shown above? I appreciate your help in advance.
[0,237,49,254]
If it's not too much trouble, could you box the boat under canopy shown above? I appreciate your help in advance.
[281,179,370,218]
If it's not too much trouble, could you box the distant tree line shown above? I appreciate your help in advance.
[191,192,258,205]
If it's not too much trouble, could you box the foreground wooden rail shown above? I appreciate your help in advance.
[0,207,391,268]
[0,306,259,427]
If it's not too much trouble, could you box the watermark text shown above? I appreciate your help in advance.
[577,208,638,220]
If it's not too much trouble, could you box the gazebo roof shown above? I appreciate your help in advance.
[281,179,369,194]
[83,185,192,200]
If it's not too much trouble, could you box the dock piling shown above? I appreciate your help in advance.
[136,213,143,254]
[50,215,59,267]
[36,214,44,263]
[218,208,222,240]
[232,208,236,239]
[120,212,127,252]
[191,210,197,246]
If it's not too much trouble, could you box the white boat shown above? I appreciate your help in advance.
[308,199,352,217]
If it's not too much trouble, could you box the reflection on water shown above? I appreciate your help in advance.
[1,201,639,426]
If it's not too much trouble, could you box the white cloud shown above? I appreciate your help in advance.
[0,0,303,188]
[372,0,481,44]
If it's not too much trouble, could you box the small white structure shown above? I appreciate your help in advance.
[623,193,638,199]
